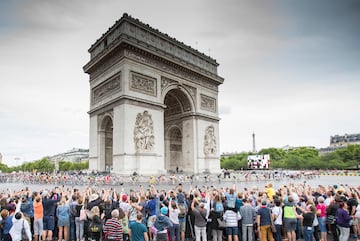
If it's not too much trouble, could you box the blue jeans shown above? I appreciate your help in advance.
[70,217,76,241]
[274,224,282,241]
[303,226,314,241]
[170,223,180,241]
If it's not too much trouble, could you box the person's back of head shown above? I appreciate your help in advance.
[15,212,22,220]
[274,199,281,207]
[229,188,235,194]
[111,209,119,218]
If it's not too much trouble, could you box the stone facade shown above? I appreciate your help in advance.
[330,133,360,147]
[84,13,223,174]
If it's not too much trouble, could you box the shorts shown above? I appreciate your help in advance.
[34,218,43,235]
[58,217,70,227]
[284,218,297,231]
[43,216,55,231]
[353,218,359,225]
[179,221,186,232]
[226,226,238,236]
[318,217,327,232]
[147,215,157,227]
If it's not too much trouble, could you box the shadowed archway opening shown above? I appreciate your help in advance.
[100,116,113,172]
[164,88,193,173]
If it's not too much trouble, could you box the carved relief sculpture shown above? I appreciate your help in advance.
[134,111,155,152]
[130,71,157,96]
[161,76,178,91]
[92,73,121,104]
[200,94,216,112]
[204,125,216,156]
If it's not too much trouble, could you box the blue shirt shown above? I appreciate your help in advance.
[130,222,147,241]
[3,216,13,234]
[257,206,272,226]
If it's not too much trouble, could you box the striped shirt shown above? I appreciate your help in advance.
[104,217,123,241]
[223,210,241,227]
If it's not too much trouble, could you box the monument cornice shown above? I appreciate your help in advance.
[124,44,223,89]
[84,13,224,83]
[165,112,220,123]
[85,41,222,91]
[88,94,165,116]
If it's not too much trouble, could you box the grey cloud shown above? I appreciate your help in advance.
[219,106,232,116]
[280,1,360,46]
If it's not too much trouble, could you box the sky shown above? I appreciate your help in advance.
[0,0,359,166]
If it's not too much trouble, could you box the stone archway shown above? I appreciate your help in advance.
[164,88,193,173]
[166,126,182,171]
[84,14,223,174]
[100,115,113,172]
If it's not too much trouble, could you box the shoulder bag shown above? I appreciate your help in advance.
[79,206,87,221]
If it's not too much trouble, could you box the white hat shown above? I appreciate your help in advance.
[89,193,99,202]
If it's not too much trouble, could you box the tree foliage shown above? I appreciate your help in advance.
[221,145,360,170]
[0,158,88,173]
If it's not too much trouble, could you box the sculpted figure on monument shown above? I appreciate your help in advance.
[134,111,155,152]
[204,125,216,156]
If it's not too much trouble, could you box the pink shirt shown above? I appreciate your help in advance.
[317,203,326,218]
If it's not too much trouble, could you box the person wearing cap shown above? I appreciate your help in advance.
[256,200,274,241]
[153,206,173,241]
[87,193,101,211]
[9,212,32,241]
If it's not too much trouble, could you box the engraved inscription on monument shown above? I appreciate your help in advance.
[130,71,157,96]
[92,73,121,103]
[204,125,217,156]
[134,111,155,152]
[200,94,216,112]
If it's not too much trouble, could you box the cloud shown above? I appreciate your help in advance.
[0,0,359,164]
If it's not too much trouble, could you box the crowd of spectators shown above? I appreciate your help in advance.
[0,174,359,241]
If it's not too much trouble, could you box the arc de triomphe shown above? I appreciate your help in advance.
[83,14,224,175]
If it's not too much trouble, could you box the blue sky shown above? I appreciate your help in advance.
[0,0,359,166]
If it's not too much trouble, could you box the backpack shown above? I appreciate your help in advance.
[215,202,224,212]
[227,194,236,208]
[177,193,185,204]
[178,202,188,218]
[89,220,102,233]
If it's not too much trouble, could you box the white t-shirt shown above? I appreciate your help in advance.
[272,206,283,225]
[169,207,180,224]
[324,197,333,207]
